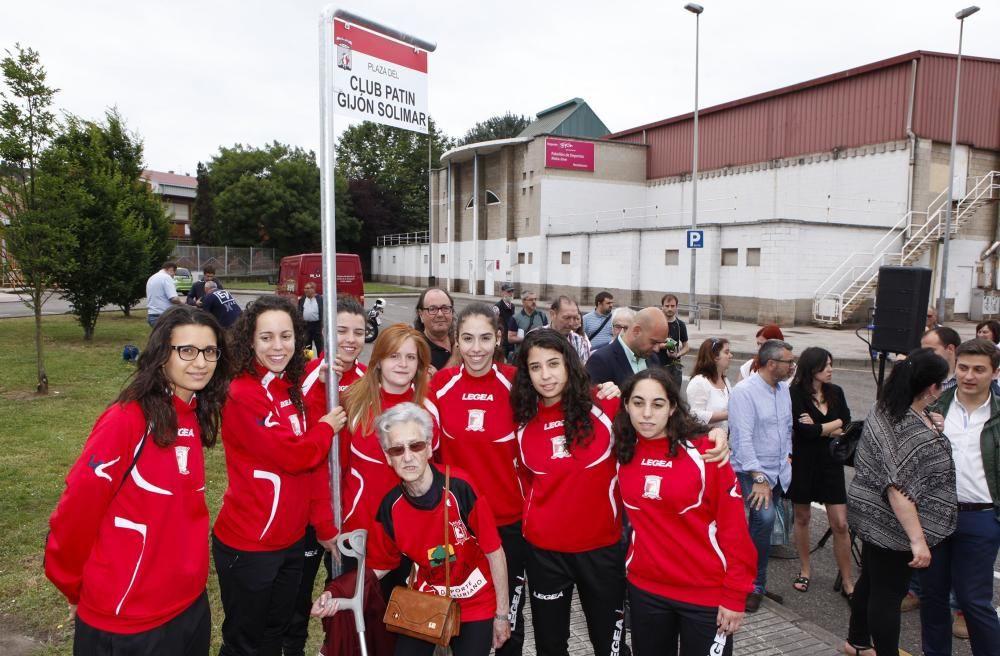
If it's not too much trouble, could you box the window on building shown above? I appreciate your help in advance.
[518,252,526,264]
[528,252,534,264]
[747,248,761,267]
[522,172,527,180]
[465,197,475,209]
[521,188,526,196]
[485,190,501,205]
[392,255,397,264]
[440,254,446,264]
[721,249,738,266]
[561,251,571,264]
[664,249,679,266]
[423,254,428,263]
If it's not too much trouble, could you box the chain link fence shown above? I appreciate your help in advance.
[170,245,278,278]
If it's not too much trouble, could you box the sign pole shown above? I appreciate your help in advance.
[319,5,436,579]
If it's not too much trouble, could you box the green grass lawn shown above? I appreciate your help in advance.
[0,312,327,654]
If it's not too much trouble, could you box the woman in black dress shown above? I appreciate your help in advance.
[788,347,854,598]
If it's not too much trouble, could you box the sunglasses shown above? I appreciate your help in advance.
[385,441,430,457]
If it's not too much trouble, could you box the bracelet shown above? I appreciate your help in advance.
[495,613,509,620]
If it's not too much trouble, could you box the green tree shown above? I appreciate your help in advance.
[459,111,530,145]
[336,119,452,234]
[0,44,61,393]
[190,161,219,244]
[204,142,360,256]
[44,111,170,339]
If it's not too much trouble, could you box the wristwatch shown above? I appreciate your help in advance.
[752,474,767,485]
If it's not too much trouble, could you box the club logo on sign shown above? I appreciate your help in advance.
[336,37,353,71]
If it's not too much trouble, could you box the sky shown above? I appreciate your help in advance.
[3,0,996,174]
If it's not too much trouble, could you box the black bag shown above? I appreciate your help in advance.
[829,420,864,467]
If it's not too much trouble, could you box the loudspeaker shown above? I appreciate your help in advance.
[871,266,933,353]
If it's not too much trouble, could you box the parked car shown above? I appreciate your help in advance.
[174,267,194,294]
[276,253,365,304]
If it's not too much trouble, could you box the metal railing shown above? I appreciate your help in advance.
[376,231,429,247]
[170,245,277,277]
[812,172,1000,324]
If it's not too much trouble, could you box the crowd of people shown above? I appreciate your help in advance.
[42,281,1000,656]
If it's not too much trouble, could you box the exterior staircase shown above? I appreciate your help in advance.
[813,171,1000,325]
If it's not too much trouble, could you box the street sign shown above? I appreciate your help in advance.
[687,230,704,248]
[332,17,429,133]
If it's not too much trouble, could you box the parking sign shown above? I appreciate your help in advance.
[687,230,704,248]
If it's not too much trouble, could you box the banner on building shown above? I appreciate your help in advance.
[545,138,595,171]
[332,18,429,133]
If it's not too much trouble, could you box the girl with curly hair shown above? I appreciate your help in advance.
[509,328,624,656]
[212,295,347,655]
[613,368,755,656]
[46,305,231,655]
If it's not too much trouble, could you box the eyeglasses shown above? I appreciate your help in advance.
[613,323,628,330]
[774,358,796,365]
[420,305,453,315]
[385,441,430,457]
[171,345,222,362]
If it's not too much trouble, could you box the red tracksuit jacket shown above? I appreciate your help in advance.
[45,397,208,633]
[214,364,334,551]
[302,357,367,536]
[517,394,622,553]
[429,364,525,526]
[620,436,757,612]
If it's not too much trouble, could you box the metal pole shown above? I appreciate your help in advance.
[937,6,979,320]
[686,4,703,323]
[318,8,343,577]
[428,121,434,285]
[472,153,479,295]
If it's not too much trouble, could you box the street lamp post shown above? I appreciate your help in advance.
[685,3,703,324]
[937,5,980,321]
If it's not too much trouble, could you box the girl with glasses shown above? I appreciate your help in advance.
[212,295,347,655]
[613,368,755,656]
[428,303,526,656]
[46,305,231,655]
[686,337,733,431]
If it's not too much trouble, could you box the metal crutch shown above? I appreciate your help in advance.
[327,529,370,656]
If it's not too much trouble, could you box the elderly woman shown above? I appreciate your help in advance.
[844,348,957,656]
[312,402,510,656]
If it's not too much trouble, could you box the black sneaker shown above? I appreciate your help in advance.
[745,592,763,613]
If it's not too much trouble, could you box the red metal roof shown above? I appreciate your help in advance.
[142,169,197,188]
[607,51,1000,179]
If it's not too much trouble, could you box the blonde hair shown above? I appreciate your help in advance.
[343,323,431,434]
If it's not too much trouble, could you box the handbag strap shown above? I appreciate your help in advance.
[444,465,451,597]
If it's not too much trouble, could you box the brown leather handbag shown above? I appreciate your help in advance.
[382,466,461,646]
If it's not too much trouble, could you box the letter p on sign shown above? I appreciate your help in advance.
[687,230,704,249]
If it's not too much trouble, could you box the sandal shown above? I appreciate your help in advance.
[793,574,810,593]
[840,588,854,603]
[842,641,876,655]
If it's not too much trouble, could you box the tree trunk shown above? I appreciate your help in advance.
[33,286,49,394]
[121,305,131,317]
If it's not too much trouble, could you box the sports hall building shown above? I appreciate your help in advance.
[371,51,1000,324]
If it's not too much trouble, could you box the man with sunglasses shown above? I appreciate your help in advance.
[415,287,456,372]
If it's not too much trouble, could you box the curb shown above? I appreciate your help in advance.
[760,597,846,651]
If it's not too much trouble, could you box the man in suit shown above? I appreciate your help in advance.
[298,282,324,353]
[586,307,668,386]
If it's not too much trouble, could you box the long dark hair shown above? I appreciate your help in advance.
[229,295,307,416]
[510,328,596,451]
[455,302,506,366]
[118,305,230,448]
[878,347,948,421]
[613,368,708,463]
[791,346,833,401]
[690,337,729,382]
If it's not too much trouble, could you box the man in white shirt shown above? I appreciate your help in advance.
[145,261,183,326]
[297,282,324,353]
[922,338,1000,655]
